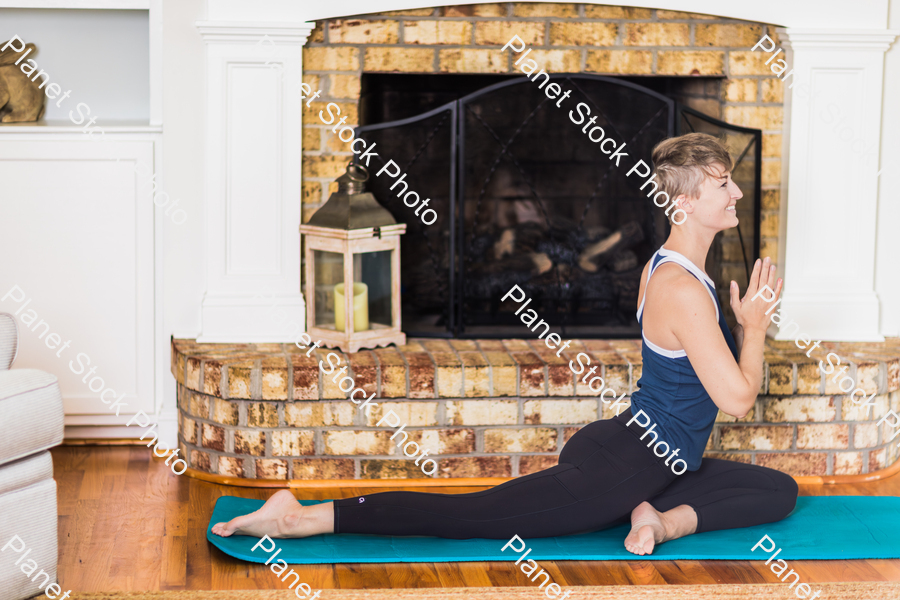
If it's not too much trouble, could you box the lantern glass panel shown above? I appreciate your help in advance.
[359,250,394,329]
[314,250,343,329]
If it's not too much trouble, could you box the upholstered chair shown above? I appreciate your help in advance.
[0,312,64,600]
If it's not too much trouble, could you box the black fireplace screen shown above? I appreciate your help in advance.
[353,74,762,338]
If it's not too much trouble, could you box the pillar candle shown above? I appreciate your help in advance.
[334,282,369,332]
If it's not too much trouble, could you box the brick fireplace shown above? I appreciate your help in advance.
[177,3,900,484]
[301,3,783,267]
[172,337,900,481]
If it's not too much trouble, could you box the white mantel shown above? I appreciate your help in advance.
[302,0,893,29]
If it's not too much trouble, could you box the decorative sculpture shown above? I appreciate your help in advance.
[0,40,46,123]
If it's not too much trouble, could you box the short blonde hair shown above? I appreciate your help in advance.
[651,133,734,206]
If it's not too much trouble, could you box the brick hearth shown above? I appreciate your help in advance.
[171,337,900,481]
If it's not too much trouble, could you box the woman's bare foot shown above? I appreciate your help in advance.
[624,501,666,556]
[211,490,334,539]
[623,502,697,556]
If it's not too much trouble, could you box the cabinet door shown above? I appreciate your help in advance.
[0,138,156,423]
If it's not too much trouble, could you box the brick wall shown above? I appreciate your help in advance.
[172,337,900,480]
[301,3,784,274]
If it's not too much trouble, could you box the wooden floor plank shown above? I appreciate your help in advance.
[52,446,900,591]
[795,558,890,582]
[703,560,775,585]
[161,533,187,589]
[185,478,215,590]
[59,498,100,589]
[434,562,495,587]
[334,563,394,589]
[865,559,900,581]
[554,561,635,586]
[652,560,719,585]
[622,560,667,585]
[485,562,530,588]
[387,562,443,588]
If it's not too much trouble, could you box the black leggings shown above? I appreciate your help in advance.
[333,408,799,539]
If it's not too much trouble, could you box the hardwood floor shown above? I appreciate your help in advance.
[53,445,900,591]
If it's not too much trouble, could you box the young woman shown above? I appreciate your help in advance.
[212,133,798,556]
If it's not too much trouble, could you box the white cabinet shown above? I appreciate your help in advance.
[0,135,159,433]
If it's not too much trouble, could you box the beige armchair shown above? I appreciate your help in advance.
[0,312,64,600]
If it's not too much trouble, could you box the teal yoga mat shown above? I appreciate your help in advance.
[207,495,900,564]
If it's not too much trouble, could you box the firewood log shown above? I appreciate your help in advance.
[577,221,644,272]
[493,228,515,260]
[530,252,553,275]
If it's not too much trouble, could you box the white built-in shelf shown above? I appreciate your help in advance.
[0,119,160,134]
[0,1,149,9]
[0,7,151,121]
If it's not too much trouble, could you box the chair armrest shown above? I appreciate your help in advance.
[0,313,18,371]
[0,369,64,467]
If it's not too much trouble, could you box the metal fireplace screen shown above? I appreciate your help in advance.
[353,74,762,338]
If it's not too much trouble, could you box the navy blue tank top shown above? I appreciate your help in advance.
[629,247,739,471]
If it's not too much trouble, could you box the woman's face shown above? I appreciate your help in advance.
[683,162,743,230]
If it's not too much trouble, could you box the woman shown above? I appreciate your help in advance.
[213,133,798,556]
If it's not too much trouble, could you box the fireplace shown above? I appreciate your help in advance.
[353,73,761,338]
[176,4,900,483]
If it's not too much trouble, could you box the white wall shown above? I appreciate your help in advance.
[0,8,150,121]
[155,0,206,441]
[876,0,900,337]
[161,0,205,340]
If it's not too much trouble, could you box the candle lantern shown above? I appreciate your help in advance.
[299,162,406,353]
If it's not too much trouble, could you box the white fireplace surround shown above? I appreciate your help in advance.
[196,0,899,343]
[195,20,314,342]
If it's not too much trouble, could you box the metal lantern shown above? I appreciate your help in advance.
[299,162,406,353]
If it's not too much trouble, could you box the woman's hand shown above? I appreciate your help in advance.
[729,257,782,335]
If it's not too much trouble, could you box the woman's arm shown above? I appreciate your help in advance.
[661,258,781,418]
[731,324,744,360]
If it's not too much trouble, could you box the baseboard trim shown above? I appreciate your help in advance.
[62,438,144,446]
[58,441,900,485]
[181,457,900,488]
[183,467,507,488]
